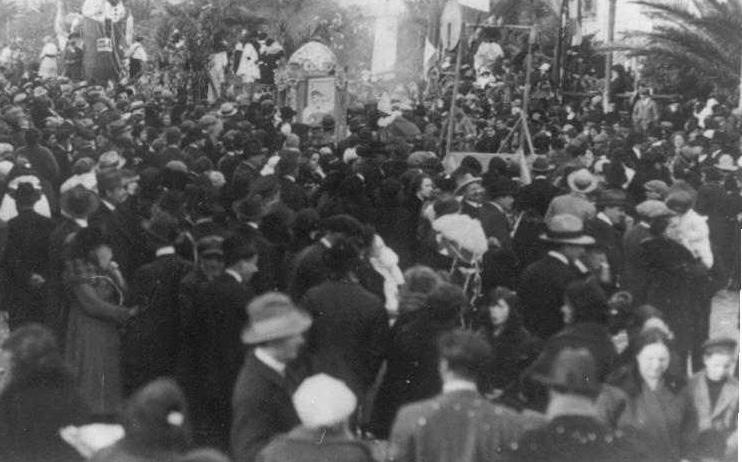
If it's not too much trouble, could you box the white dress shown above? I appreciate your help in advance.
[39,42,59,79]
[236,42,260,84]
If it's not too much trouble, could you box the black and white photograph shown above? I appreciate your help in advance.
[0,0,738,461]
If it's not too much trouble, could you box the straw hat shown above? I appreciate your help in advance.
[540,214,595,246]
[567,168,598,194]
[241,293,312,344]
[453,172,482,196]
[714,154,738,172]
[60,185,100,219]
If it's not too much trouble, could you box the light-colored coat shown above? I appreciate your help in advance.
[688,372,738,436]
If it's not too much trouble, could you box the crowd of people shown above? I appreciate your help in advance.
[0,26,738,462]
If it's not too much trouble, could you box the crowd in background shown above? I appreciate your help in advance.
[0,27,738,462]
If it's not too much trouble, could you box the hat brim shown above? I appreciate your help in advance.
[60,190,100,219]
[454,177,482,196]
[715,164,739,172]
[530,372,601,397]
[539,233,595,246]
[242,310,312,344]
[221,110,238,117]
[567,176,598,194]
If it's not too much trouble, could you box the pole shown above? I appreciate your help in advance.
[445,27,463,156]
[603,0,617,113]
[555,0,569,93]
[520,26,535,154]
[738,52,742,111]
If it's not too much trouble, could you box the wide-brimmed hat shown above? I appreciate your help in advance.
[701,337,737,355]
[530,346,601,398]
[196,235,224,258]
[567,168,598,194]
[292,374,357,429]
[540,214,595,246]
[97,150,126,170]
[596,189,627,208]
[242,292,312,344]
[107,119,131,138]
[60,185,100,219]
[531,155,554,173]
[714,154,738,172]
[219,102,238,117]
[13,181,41,207]
[453,172,482,196]
[635,200,675,219]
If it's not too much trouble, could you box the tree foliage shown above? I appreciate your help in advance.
[613,0,742,94]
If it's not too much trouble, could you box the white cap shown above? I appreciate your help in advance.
[292,374,357,429]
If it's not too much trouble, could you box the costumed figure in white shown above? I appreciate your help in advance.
[235,39,260,89]
[39,36,60,79]
[208,41,229,103]
[81,0,134,83]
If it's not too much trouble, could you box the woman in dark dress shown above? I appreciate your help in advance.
[475,287,542,397]
[369,282,465,439]
[0,324,90,462]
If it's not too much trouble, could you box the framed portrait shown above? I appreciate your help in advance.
[302,77,336,125]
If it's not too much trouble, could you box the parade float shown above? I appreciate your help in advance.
[275,40,347,137]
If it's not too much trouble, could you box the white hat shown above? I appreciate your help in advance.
[292,374,357,429]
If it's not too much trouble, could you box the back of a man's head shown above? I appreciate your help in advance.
[438,329,491,383]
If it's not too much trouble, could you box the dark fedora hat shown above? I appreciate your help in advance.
[60,185,100,219]
[14,181,41,207]
[530,346,601,398]
[485,176,517,199]
[531,155,554,173]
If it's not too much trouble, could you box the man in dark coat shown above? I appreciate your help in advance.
[231,293,312,462]
[509,346,646,462]
[276,155,308,212]
[300,238,389,398]
[288,214,363,300]
[187,234,257,449]
[585,189,628,291]
[2,183,55,329]
[518,214,593,340]
[480,176,520,290]
[121,216,192,396]
[622,200,673,303]
[387,330,535,462]
[14,128,60,187]
[517,156,560,217]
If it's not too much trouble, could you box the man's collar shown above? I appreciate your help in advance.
[225,268,243,284]
[596,212,612,226]
[102,199,115,211]
[254,347,286,377]
[442,378,478,394]
[547,250,569,266]
[283,175,296,183]
[320,237,332,249]
[73,218,89,228]
[489,201,506,214]
[465,200,482,209]
[156,246,176,257]
[254,348,286,376]
[246,221,259,230]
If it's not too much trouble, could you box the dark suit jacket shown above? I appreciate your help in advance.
[510,415,646,462]
[121,253,193,396]
[517,178,561,217]
[288,241,328,301]
[480,202,519,290]
[387,390,531,462]
[186,273,253,447]
[518,254,588,339]
[301,280,389,397]
[585,216,624,288]
[279,176,309,212]
[622,224,652,301]
[2,210,55,328]
[231,352,301,462]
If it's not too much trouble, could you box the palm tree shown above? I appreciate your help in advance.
[613,0,742,94]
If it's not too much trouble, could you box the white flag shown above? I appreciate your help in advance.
[424,38,436,68]
[458,0,490,12]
